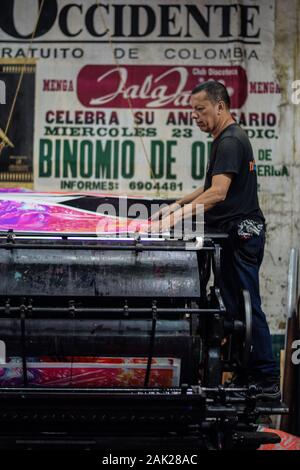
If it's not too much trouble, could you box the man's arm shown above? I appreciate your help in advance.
[176,186,205,206]
[157,174,233,229]
[150,186,204,221]
[193,173,233,210]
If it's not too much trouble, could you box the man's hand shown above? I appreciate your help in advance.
[149,186,205,223]
[149,202,180,222]
[148,208,184,234]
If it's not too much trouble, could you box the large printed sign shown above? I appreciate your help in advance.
[34,66,283,195]
[0,0,269,60]
[0,0,285,198]
[34,63,250,194]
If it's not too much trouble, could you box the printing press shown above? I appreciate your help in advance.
[0,221,287,450]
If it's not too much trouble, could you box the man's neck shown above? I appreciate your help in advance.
[212,115,236,139]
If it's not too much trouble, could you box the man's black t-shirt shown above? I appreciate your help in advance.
[204,123,265,230]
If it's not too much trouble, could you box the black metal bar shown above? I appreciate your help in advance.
[19,306,28,388]
[0,386,187,395]
[0,242,213,252]
[0,387,289,416]
[0,229,228,253]
[214,288,227,314]
[212,244,222,287]
[144,301,158,387]
[0,307,225,315]
[0,230,228,240]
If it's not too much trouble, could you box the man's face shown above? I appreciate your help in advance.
[190,90,221,134]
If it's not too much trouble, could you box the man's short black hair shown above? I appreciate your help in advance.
[191,81,231,109]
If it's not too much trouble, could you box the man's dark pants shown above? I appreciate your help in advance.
[218,227,279,379]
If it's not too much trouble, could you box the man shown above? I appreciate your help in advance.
[150,81,280,399]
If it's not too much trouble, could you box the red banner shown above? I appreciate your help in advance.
[77,65,247,109]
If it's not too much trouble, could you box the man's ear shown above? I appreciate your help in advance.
[218,101,226,113]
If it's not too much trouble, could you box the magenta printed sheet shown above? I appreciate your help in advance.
[0,356,181,388]
[0,189,150,233]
